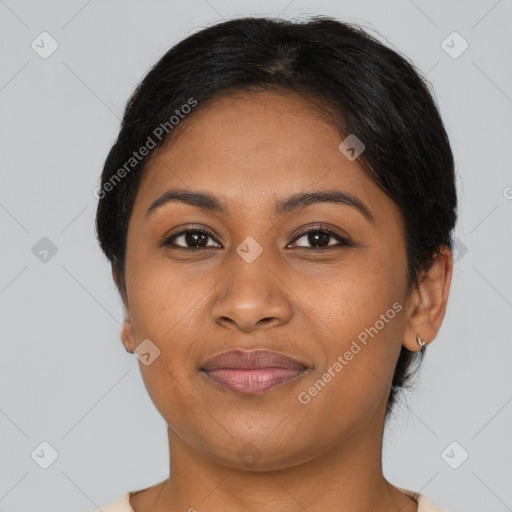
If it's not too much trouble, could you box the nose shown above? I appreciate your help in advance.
[211,252,293,333]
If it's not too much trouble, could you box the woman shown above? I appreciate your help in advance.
[94,15,456,512]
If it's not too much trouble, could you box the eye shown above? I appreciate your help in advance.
[288,225,351,250]
[161,225,351,250]
[161,227,221,249]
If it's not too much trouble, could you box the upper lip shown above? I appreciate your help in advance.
[201,349,309,371]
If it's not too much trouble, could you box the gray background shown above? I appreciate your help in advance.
[0,1,511,511]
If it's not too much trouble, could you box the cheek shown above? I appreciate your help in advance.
[125,263,205,425]
[291,262,406,438]
[126,254,194,333]
[125,258,218,382]
[299,251,406,339]
[292,247,408,395]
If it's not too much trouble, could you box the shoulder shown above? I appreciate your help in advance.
[93,492,133,512]
[397,487,448,512]
[417,494,449,512]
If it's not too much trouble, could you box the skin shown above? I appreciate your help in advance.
[115,90,453,512]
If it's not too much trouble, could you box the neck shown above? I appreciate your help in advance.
[149,405,417,512]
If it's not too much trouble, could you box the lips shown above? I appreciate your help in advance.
[200,349,310,394]
[201,349,307,371]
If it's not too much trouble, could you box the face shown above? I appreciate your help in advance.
[121,90,415,470]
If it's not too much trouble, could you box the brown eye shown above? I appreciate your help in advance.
[162,228,221,249]
[288,227,351,249]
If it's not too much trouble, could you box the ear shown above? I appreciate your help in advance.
[112,265,135,352]
[403,245,453,351]
[120,318,136,353]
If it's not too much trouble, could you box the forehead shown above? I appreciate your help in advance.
[145,90,345,179]
[132,90,398,223]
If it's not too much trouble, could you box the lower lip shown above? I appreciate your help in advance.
[201,368,307,394]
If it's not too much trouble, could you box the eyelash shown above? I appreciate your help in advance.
[161,224,352,250]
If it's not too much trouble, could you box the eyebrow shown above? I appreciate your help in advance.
[145,188,373,222]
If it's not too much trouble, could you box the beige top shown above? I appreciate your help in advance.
[94,486,447,511]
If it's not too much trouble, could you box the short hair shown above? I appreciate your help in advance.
[95,16,457,418]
